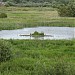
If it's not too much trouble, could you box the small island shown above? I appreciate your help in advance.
[20,31,53,37]
[31,31,44,37]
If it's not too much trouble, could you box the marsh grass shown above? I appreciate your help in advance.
[0,39,75,75]
[0,6,75,75]
[0,7,74,30]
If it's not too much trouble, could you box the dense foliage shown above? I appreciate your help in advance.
[31,31,44,37]
[0,40,12,62]
[1,0,71,3]
[0,13,7,18]
[58,2,75,17]
[0,39,75,75]
[0,0,73,7]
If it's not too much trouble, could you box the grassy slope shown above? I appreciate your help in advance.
[1,40,75,75]
[0,7,75,30]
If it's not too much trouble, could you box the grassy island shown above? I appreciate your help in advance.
[31,31,44,37]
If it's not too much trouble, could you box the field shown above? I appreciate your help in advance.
[0,39,75,75]
[0,7,75,30]
[0,6,75,75]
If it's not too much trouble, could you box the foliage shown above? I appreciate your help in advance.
[0,40,12,62]
[58,3,75,17]
[31,31,44,37]
[2,0,71,4]
[0,13,7,18]
[0,39,75,75]
[1,0,72,7]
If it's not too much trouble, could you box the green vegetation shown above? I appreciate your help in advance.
[0,7,74,30]
[0,40,12,63]
[1,0,73,7]
[31,31,44,37]
[0,13,7,18]
[0,39,75,75]
[58,2,75,17]
[0,0,75,75]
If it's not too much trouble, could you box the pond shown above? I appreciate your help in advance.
[0,27,74,40]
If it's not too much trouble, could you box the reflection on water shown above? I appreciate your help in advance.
[0,27,74,40]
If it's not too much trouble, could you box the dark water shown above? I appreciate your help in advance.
[0,27,74,40]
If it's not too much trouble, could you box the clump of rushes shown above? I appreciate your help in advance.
[31,31,44,37]
[0,13,7,18]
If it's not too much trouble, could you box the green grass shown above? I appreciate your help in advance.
[0,39,75,75]
[0,6,75,75]
[0,7,75,30]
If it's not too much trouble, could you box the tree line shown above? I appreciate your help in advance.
[1,0,72,4]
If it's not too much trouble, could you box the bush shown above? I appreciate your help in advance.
[31,31,44,37]
[58,3,75,17]
[0,13,7,18]
[0,40,12,62]
[5,3,10,7]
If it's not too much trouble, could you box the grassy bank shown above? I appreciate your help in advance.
[0,7,75,30]
[0,39,75,75]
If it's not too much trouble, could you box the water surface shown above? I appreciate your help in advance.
[0,27,74,40]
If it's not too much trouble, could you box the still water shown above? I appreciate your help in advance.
[0,27,74,40]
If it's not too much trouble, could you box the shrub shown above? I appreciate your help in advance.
[0,13,7,18]
[5,3,10,7]
[0,40,12,62]
[46,62,75,75]
[58,3,75,17]
[31,31,44,36]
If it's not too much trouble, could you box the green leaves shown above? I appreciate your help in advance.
[58,3,75,17]
[0,40,12,62]
[0,13,7,18]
